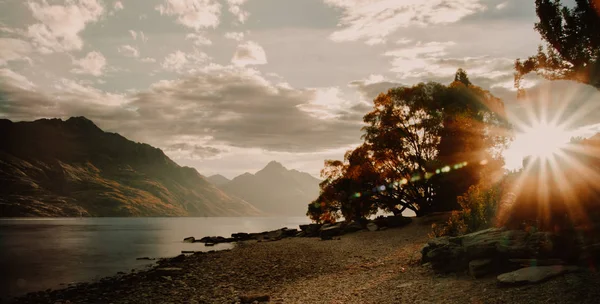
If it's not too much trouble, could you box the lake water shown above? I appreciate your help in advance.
[0,217,310,299]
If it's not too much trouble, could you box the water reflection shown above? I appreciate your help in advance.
[0,217,309,299]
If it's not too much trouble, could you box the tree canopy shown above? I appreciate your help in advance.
[308,71,509,222]
[515,0,600,94]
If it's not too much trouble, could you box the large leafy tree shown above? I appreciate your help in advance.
[309,71,509,221]
[515,0,600,94]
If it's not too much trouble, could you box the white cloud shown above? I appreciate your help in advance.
[114,1,124,10]
[227,0,249,23]
[140,57,157,63]
[0,64,365,156]
[26,0,104,53]
[224,31,244,41]
[140,31,148,43]
[53,78,128,107]
[231,41,267,67]
[186,33,212,46]
[162,50,210,73]
[118,45,140,58]
[71,51,107,76]
[384,41,456,78]
[0,68,36,91]
[324,0,485,44]
[0,38,33,66]
[129,30,137,40]
[297,87,354,119]
[156,0,222,30]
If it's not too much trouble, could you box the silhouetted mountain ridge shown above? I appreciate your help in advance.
[0,117,261,217]
[218,161,321,216]
[207,174,230,186]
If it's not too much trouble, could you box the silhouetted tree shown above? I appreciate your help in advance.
[515,0,600,94]
[309,71,509,220]
[454,68,472,86]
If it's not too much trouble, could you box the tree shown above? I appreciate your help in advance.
[309,72,509,220]
[454,68,472,86]
[515,0,600,94]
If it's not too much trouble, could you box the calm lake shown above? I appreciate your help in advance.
[0,217,310,299]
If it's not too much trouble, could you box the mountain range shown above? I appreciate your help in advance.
[0,117,261,217]
[213,161,321,217]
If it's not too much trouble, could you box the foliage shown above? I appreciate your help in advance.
[431,170,517,237]
[309,70,510,222]
[434,169,517,236]
[515,0,600,94]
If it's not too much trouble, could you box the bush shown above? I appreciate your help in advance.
[431,173,516,237]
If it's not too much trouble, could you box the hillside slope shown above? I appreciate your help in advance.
[0,117,261,217]
[220,161,320,216]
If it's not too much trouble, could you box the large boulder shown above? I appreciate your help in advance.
[343,221,363,233]
[384,215,413,228]
[283,228,299,237]
[422,237,467,273]
[300,224,323,237]
[422,227,585,275]
[497,265,579,286]
[320,223,343,240]
[469,259,495,278]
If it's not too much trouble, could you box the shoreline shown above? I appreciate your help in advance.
[8,221,600,304]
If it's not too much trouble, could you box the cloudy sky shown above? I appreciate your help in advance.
[1,0,599,178]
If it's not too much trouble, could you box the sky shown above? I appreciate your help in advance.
[1,0,599,179]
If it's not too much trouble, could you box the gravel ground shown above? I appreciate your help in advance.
[8,222,600,304]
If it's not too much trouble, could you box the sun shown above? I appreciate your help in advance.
[504,122,573,169]
[515,123,572,158]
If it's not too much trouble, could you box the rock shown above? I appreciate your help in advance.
[426,241,466,273]
[469,259,495,278]
[343,221,363,233]
[205,242,215,247]
[266,229,284,240]
[283,228,299,237]
[170,254,186,263]
[384,215,413,228]
[299,223,323,237]
[136,257,155,260]
[232,232,252,240]
[183,236,195,243]
[320,223,343,240]
[197,236,231,244]
[239,294,270,303]
[181,250,201,254]
[497,265,579,286]
[296,231,306,237]
[367,222,379,232]
[198,236,213,243]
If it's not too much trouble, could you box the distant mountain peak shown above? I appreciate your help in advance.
[262,160,286,171]
[64,116,102,132]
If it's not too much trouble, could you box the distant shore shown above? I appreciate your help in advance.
[9,221,600,304]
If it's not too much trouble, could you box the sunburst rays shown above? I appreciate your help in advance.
[501,81,600,230]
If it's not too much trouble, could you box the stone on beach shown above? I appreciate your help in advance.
[497,265,580,285]
[367,222,379,231]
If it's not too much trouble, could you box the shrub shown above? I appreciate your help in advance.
[431,172,516,237]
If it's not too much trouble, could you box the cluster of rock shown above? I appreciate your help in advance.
[184,228,300,246]
[421,227,600,285]
[300,215,412,240]
[183,215,413,245]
